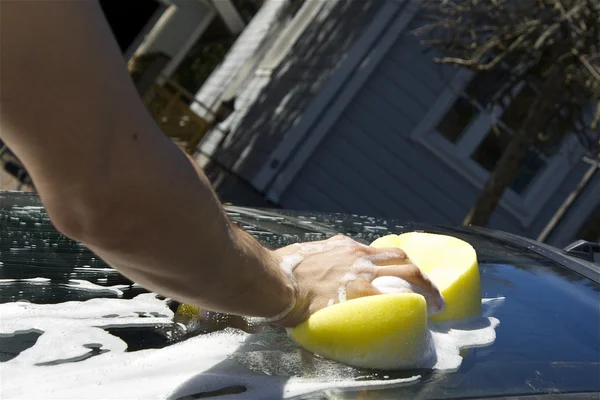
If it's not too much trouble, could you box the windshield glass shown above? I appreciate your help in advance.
[1,192,598,399]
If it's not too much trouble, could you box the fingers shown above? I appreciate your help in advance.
[365,247,411,266]
[327,234,349,242]
[346,277,381,300]
[374,265,446,314]
[374,264,430,291]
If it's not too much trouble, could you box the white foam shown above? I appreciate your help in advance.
[371,276,414,293]
[66,279,129,297]
[372,276,446,315]
[12,205,44,210]
[23,277,51,283]
[293,237,360,255]
[1,267,502,400]
[279,254,303,276]
[337,286,347,303]
[427,316,499,371]
[74,267,117,273]
[1,294,426,399]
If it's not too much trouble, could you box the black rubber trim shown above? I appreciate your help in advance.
[564,240,600,263]
[290,390,600,399]
[448,392,600,400]
[466,226,600,285]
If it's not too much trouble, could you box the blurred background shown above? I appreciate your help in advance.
[1,0,598,248]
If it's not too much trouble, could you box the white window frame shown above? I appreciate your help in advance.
[411,69,583,228]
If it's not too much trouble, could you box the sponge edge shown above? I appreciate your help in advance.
[288,293,431,370]
[371,232,482,323]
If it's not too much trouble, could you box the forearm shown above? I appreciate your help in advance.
[0,1,293,318]
[82,151,294,318]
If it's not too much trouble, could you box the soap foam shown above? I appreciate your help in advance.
[292,236,366,255]
[372,276,446,316]
[1,291,502,399]
[1,293,422,399]
[66,279,129,296]
[280,254,304,276]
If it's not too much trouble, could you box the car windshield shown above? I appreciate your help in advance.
[1,192,598,399]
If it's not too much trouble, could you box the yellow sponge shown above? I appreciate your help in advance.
[288,293,429,370]
[176,304,202,319]
[370,232,481,323]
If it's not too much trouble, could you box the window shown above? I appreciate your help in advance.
[436,97,477,143]
[412,68,578,225]
[435,69,512,144]
[435,74,556,197]
[470,126,547,194]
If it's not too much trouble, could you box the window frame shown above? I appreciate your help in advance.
[410,69,581,228]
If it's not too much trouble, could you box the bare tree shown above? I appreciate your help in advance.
[412,0,600,227]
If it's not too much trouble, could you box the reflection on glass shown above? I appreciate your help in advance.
[436,96,477,143]
[500,84,538,132]
[464,68,511,106]
[471,127,546,194]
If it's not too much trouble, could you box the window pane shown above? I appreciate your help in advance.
[464,68,511,106]
[471,128,546,195]
[471,128,510,172]
[512,150,546,194]
[436,96,477,143]
[500,84,538,132]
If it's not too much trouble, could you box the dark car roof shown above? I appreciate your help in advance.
[1,192,598,400]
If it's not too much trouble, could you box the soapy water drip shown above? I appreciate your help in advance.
[1,292,502,399]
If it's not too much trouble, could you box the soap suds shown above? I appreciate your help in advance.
[372,276,446,316]
[426,316,499,371]
[1,294,426,399]
[291,236,365,255]
[280,254,303,276]
[0,260,502,400]
[23,277,51,283]
[337,286,347,303]
[0,278,126,298]
[74,267,120,273]
[66,279,129,297]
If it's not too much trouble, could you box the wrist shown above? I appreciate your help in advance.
[254,265,298,324]
[240,248,300,326]
[230,227,297,321]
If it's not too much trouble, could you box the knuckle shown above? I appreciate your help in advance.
[330,234,347,241]
[353,243,372,254]
[404,264,423,279]
[351,244,366,254]
[388,247,408,259]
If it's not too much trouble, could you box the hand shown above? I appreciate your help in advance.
[271,235,445,327]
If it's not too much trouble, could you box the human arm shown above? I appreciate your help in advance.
[0,1,443,326]
[0,0,294,318]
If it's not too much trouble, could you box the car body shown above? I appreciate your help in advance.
[1,191,598,399]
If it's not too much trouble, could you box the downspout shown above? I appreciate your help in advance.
[537,158,599,243]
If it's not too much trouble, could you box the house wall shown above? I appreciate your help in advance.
[545,166,600,247]
[191,0,291,120]
[272,12,596,244]
[202,0,390,178]
[133,0,217,79]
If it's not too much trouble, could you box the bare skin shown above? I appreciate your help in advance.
[0,1,443,327]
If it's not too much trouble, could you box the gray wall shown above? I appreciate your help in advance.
[276,25,595,244]
[208,0,388,179]
[546,168,600,247]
